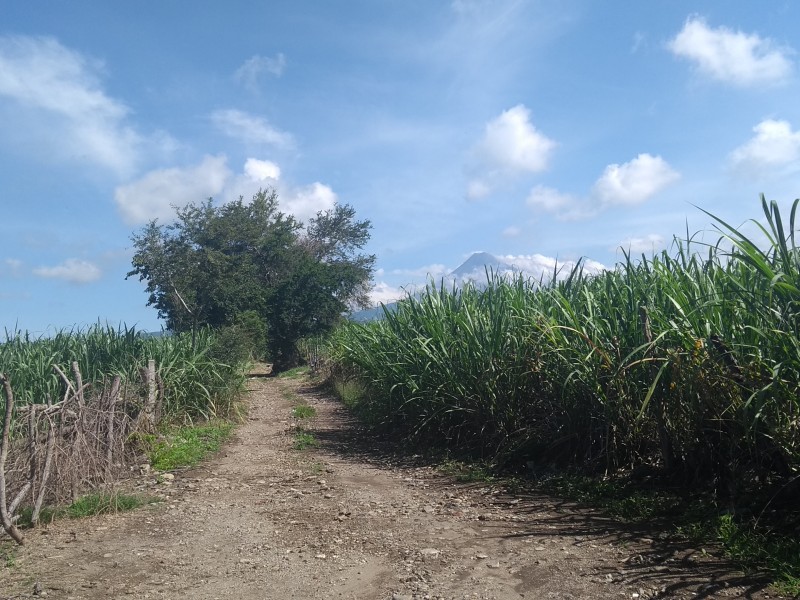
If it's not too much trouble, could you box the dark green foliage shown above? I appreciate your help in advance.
[235,310,268,360]
[127,189,374,371]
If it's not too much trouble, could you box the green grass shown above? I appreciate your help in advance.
[140,421,235,471]
[538,471,800,595]
[293,431,318,450]
[303,459,325,475]
[439,460,495,483]
[64,492,150,518]
[292,404,317,419]
[676,513,800,597]
[539,473,684,522]
[14,492,153,530]
[332,379,366,409]
[0,541,17,568]
[280,388,300,403]
[277,366,310,379]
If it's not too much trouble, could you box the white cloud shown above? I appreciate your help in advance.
[668,16,793,86]
[466,105,556,198]
[499,254,605,280]
[474,104,555,174]
[244,158,281,181]
[282,182,337,222]
[614,234,666,255]
[631,31,646,54]
[391,264,449,279]
[466,180,491,200]
[525,155,678,221]
[1,258,23,278]
[0,35,143,176]
[116,155,338,225]
[730,119,800,175]
[234,53,286,90]
[593,154,679,206]
[368,281,415,306]
[211,109,293,148]
[502,226,521,238]
[371,252,607,309]
[33,259,101,284]
[114,155,231,224]
[526,185,575,212]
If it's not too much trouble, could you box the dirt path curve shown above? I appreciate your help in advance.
[1,375,773,599]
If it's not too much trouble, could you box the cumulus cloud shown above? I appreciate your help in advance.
[234,53,286,90]
[229,159,338,221]
[498,254,605,280]
[282,182,338,222]
[33,259,101,284]
[244,158,281,181]
[668,16,793,86]
[526,185,575,212]
[368,281,415,306]
[730,119,800,175]
[475,104,555,173]
[211,109,293,148]
[370,252,607,310]
[114,155,231,224]
[593,154,679,206]
[524,154,678,220]
[116,154,339,225]
[0,35,146,176]
[614,234,666,255]
[467,105,555,197]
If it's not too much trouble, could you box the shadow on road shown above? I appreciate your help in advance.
[298,380,774,599]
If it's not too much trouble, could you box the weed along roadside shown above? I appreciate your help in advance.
[0,325,248,550]
[321,200,800,595]
[0,365,792,599]
[282,366,320,451]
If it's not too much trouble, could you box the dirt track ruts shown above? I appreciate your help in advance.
[0,374,777,599]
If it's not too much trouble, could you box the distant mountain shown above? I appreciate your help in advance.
[448,251,524,282]
[449,251,505,277]
[349,252,509,323]
[350,251,605,323]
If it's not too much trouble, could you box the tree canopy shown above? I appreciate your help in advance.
[127,189,375,370]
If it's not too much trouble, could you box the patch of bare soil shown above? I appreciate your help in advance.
[0,375,779,599]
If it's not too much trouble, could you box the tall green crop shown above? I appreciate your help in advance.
[328,197,800,485]
[0,324,246,420]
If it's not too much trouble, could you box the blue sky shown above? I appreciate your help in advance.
[2,1,799,333]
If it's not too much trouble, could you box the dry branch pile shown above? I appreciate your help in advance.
[0,360,162,544]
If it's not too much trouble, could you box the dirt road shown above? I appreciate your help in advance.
[1,375,774,599]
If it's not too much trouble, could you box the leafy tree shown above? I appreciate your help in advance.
[127,189,375,370]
